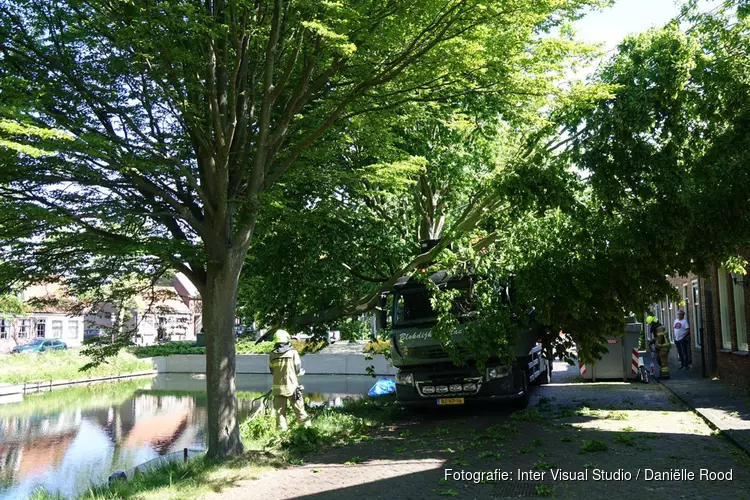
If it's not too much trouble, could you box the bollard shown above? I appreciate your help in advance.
[184,447,188,463]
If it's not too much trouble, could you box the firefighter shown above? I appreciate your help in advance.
[269,329,311,430]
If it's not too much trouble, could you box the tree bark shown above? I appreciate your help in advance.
[203,255,244,459]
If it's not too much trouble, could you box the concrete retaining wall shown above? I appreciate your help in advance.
[151,353,396,376]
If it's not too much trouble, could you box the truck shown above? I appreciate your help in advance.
[381,268,551,409]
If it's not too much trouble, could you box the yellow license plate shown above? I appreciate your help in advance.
[437,397,464,405]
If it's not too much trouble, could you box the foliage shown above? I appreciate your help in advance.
[241,398,401,456]
[578,440,608,454]
[0,0,607,457]
[130,342,206,358]
[0,349,152,384]
[0,294,26,318]
[364,339,391,355]
[130,339,326,357]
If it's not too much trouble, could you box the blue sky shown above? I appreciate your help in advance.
[574,0,725,51]
[574,0,684,52]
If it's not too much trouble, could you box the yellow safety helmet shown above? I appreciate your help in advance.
[272,329,291,344]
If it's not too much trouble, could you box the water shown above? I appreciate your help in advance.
[0,373,377,499]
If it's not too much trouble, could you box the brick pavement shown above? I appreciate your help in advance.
[208,361,750,499]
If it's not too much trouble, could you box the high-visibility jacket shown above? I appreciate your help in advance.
[269,348,301,397]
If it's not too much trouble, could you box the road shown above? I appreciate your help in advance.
[213,360,750,499]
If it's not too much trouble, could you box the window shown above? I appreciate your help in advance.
[692,281,702,349]
[18,319,30,338]
[0,319,8,340]
[51,320,63,339]
[35,319,46,338]
[718,268,732,349]
[734,279,748,352]
[68,320,79,339]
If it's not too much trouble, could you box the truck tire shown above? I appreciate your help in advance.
[514,369,530,409]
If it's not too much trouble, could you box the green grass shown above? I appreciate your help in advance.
[1,349,152,384]
[613,433,636,447]
[30,453,278,500]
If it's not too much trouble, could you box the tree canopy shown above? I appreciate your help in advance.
[0,0,608,458]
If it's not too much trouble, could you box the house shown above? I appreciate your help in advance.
[0,283,85,354]
[84,286,196,345]
[651,273,705,373]
[171,273,202,335]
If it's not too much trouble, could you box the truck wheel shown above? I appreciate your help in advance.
[514,370,530,409]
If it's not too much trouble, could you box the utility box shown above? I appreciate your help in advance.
[579,322,643,381]
[196,332,206,347]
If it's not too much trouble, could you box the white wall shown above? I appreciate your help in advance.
[0,313,85,352]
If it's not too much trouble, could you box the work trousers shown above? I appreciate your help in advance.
[675,337,691,368]
[273,394,310,431]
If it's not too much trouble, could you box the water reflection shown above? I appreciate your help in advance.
[0,373,378,499]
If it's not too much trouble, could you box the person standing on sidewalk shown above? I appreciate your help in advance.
[673,310,691,370]
[269,329,311,430]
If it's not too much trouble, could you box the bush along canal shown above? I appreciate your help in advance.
[0,373,387,499]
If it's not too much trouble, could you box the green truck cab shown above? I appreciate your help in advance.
[384,271,550,409]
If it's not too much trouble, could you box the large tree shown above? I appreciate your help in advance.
[0,0,604,457]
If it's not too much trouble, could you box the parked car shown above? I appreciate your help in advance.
[11,338,67,353]
[83,328,105,341]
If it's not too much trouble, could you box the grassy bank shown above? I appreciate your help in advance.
[0,350,152,385]
[31,398,401,500]
[0,378,153,418]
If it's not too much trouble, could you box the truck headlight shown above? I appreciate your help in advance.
[396,372,414,386]
[463,383,477,392]
[449,384,462,392]
[422,385,436,394]
[436,385,449,393]
[486,366,508,381]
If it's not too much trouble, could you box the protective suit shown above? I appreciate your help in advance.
[269,330,311,430]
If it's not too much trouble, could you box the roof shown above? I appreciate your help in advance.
[173,273,200,298]
[134,287,192,315]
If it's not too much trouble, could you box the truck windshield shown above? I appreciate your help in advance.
[392,284,473,328]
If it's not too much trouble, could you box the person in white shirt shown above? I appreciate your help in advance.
[673,310,691,370]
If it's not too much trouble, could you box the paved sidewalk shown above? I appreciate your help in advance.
[655,350,750,456]
[316,341,368,355]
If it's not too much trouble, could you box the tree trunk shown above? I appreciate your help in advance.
[203,257,244,459]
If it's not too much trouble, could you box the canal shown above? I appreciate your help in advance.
[0,373,378,499]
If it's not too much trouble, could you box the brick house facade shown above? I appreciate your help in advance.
[657,252,750,388]
[703,255,750,387]
[651,273,704,372]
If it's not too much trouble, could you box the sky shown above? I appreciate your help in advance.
[574,0,685,52]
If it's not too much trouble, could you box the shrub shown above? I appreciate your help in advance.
[130,342,204,358]
[579,440,608,454]
[364,339,390,355]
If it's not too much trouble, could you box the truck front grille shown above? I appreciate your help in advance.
[416,377,482,397]
[406,345,470,359]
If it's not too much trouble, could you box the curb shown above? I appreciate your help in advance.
[656,378,750,459]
